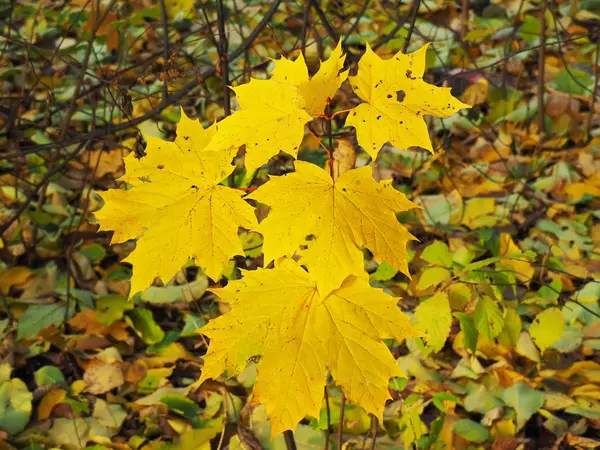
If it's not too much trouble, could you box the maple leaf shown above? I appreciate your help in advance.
[205,43,347,173]
[345,43,470,160]
[248,161,418,295]
[94,111,257,295]
[271,40,348,115]
[199,258,420,437]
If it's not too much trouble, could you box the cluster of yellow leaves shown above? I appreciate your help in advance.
[95,41,469,436]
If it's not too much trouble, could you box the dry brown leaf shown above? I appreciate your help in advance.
[83,361,124,395]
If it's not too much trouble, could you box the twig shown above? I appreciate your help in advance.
[343,0,371,44]
[284,430,297,450]
[324,387,331,450]
[461,0,469,37]
[327,100,334,179]
[337,393,346,450]
[587,37,600,140]
[537,0,547,147]
[403,0,421,53]
[369,417,378,450]
[158,0,170,106]
[216,388,228,450]
[215,0,234,187]
[216,0,231,117]
[0,0,283,236]
[2,0,283,161]
[301,0,311,56]
[373,0,418,50]
[308,0,339,42]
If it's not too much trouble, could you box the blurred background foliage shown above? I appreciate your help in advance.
[0,0,599,449]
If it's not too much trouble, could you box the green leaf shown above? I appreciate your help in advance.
[413,292,452,352]
[180,417,223,449]
[474,296,504,340]
[125,308,165,344]
[0,378,33,435]
[416,267,451,290]
[452,419,489,443]
[502,382,544,430]
[161,394,201,421]
[520,15,540,42]
[399,400,427,449]
[0,365,11,384]
[432,392,460,412]
[530,308,564,352]
[454,312,478,354]
[463,256,503,273]
[79,244,106,263]
[96,295,133,326]
[34,366,67,389]
[181,314,207,337]
[140,275,208,304]
[17,303,67,341]
[421,241,453,267]
[550,68,593,95]
[369,262,398,281]
[497,308,522,347]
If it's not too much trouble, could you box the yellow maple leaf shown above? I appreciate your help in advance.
[248,161,418,295]
[346,43,470,160]
[271,40,348,115]
[205,43,347,173]
[94,111,257,295]
[199,258,420,437]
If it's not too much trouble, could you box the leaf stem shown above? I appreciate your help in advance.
[306,125,332,160]
[284,430,297,450]
[232,187,257,192]
[326,99,334,179]
[324,386,331,450]
[338,393,346,450]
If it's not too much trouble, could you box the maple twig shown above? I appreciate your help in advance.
[373,0,418,50]
[216,0,231,116]
[2,0,283,161]
[232,187,257,191]
[337,393,346,450]
[330,109,352,119]
[587,37,600,140]
[283,430,297,450]
[537,0,547,149]
[343,0,371,44]
[308,0,339,42]
[324,387,331,450]
[306,125,332,160]
[369,416,378,450]
[158,0,170,107]
[403,0,421,53]
[0,0,284,237]
[216,388,228,450]
[301,0,310,57]
[326,99,334,179]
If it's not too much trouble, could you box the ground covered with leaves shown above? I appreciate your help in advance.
[1,0,599,449]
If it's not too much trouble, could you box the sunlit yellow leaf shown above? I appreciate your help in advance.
[199,259,420,437]
[530,307,564,352]
[95,111,257,294]
[346,43,470,159]
[248,162,418,295]
[413,292,452,352]
[272,40,348,115]
[205,79,312,174]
